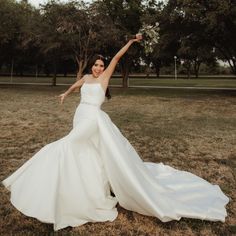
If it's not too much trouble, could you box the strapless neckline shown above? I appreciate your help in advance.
[82,83,106,95]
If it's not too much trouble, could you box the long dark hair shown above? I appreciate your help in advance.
[89,54,111,100]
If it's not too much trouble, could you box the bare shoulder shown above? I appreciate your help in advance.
[74,75,87,87]
[81,74,90,81]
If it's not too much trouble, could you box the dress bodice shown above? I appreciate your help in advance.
[80,83,105,107]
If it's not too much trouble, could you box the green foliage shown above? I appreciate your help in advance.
[0,0,236,78]
[175,0,236,74]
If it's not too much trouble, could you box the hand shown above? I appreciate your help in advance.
[129,33,143,43]
[135,33,143,41]
[58,93,67,104]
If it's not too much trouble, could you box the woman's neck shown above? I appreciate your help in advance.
[90,74,99,80]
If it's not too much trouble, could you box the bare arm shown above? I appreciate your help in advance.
[100,34,142,86]
[58,76,86,104]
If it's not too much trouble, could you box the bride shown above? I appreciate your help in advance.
[2,34,229,231]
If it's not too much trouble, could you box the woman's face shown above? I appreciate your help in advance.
[92,59,105,78]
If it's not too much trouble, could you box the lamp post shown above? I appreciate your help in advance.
[174,56,177,80]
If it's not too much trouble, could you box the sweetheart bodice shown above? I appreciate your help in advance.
[80,83,105,107]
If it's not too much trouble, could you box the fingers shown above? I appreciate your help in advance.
[135,33,143,41]
[61,96,65,104]
[58,93,65,104]
[130,34,142,43]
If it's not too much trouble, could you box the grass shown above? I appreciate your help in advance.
[129,78,236,88]
[1,75,236,88]
[0,85,236,235]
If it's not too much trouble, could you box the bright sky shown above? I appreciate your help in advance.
[28,0,46,7]
[28,0,91,7]
[27,0,163,7]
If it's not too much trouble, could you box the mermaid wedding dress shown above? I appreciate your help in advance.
[2,81,229,231]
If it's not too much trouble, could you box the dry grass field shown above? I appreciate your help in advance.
[0,85,236,236]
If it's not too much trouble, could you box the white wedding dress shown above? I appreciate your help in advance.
[2,81,229,231]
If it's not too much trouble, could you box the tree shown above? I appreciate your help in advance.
[204,0,236,74]
[36,0,73,85]
[149,0,182,77]
[175,0,236,75]
[178,36,215,78]
[39,0,116,84]
[55,1,98,80]
[0,0,23,77]
[15,1,42,76]
[98,0,143,88]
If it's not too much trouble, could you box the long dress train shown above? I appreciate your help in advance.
[2,82,229,230]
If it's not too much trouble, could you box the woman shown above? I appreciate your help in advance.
[2,35,229,231]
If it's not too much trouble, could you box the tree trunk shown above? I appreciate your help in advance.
[155,66,160,78]
[44,64,50,77]
[227,57,236,75]
[35,64,38,78]
[75,56,88,81]
[183,60,191,79]
[52,60,57,86]
[20,66,23,76]
[146,70,150,79]
[122,69,129,88]
[121,57,131,88]
[10,58,14,83]
[194,60,201,78]
[77,61,84,80]
[216,45,236,75]
[153,60,161,78]
[146,59,151,79]
[187,67,191,79]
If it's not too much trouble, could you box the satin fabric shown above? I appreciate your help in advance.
[2,82,229,230]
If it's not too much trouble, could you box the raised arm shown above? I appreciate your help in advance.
[58,76,86,104]
[100,34,142,85]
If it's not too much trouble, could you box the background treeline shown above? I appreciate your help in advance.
[0,0,236,86]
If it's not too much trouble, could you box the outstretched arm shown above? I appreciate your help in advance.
[58,76,85,104]
[100,34,142,85]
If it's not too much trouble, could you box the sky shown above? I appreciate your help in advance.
[28,0,91,7]
[27,0,164,7]
[28,0,46,7]
[26,0,165,8]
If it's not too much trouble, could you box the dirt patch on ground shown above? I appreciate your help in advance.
[0,85,235,235]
